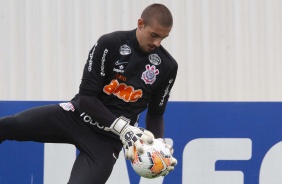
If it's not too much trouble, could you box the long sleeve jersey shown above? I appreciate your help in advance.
[71,29,178,138]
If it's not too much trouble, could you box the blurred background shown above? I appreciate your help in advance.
[1,0,282,101]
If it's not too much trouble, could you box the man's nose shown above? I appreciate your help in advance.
[153,38,162,47]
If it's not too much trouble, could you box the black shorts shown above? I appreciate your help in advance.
[0,104,123,184]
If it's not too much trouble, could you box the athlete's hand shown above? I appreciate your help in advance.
[158,138,178,176]
[105,116,154,160]
[121,127,155,159]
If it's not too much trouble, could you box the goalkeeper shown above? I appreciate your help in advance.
[0,3,177,184]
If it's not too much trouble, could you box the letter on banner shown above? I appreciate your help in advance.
[260,141,282,184]
[44,144,76,184]
[183,138,252,184]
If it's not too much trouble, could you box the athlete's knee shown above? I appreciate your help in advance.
[0,115,22,142]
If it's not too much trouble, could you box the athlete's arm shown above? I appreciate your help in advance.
[78,34,117,127]
[146,62,178,138]
[78,94,116,127]
[145,113,164,138]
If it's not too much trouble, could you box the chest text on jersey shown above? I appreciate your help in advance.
[103,79,143,102]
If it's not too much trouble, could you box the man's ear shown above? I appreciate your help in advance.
[137,18,145,29]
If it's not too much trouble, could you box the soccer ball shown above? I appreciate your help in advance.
[131,139,172,178]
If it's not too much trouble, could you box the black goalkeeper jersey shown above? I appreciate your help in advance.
[71,29,177,136]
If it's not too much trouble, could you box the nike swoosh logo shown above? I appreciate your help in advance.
[115,60,128,65]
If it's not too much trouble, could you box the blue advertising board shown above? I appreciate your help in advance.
[1,101,282,184]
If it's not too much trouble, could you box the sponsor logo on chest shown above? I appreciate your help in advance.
[103,79,143,102]
[113,64,125,73]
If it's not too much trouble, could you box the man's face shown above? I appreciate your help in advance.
[136,19,172,53]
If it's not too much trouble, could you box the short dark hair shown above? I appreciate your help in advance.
[141,4,173,27]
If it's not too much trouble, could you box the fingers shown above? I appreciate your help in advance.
[140,134,154,145]
[124,147,129,159]
[170,157,178,166]
[161,170,169,176]
[138,128,154,145]
[121,126,155,161]
[134,139,144,154]
[124,141,144,160]
[164,143,174,155]
[125,145,135,160]
[160,157,177,177]
[169,147,174,155]
[124,139,144,160]
[166,166,174,172]
[143,129,155,139]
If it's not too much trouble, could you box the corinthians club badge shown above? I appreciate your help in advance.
[141,64,159,84]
